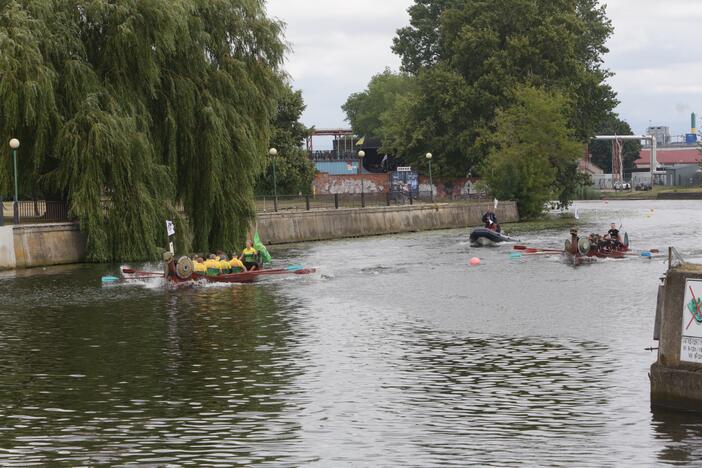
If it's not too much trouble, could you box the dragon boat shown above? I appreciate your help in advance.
[106,253,316,285]
[165,254,315,284]
[562,228,630,265]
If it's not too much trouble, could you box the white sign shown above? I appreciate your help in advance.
[681,279,702,363]
[166,220,176,237]
[397,166,412,172]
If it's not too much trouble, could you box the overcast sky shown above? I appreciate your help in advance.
[267,0,702,140]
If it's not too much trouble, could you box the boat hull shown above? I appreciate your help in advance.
[469,228,516,246]
[168,267,317,284]
[562,246,629,265]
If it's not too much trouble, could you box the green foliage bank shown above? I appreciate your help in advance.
[0,0,285,261]
[482,87,584,219]
[344,0,637,215]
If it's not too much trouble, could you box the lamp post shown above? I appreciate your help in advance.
[9,138,19,224]
[269,147,278,212]
[358,150,365,207]
[425,152,433,202]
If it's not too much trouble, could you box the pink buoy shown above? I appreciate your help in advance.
[470,257,481,266]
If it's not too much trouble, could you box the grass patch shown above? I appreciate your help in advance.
[574,185,602,200]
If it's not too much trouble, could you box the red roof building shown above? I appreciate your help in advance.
[636,147,701,169]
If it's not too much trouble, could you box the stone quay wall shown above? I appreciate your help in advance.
[0,223,86,271]
[651,262,702,411]
[0,201,518,270]
[257,201,518,245]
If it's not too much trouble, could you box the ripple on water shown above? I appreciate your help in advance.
[0,200,701,465]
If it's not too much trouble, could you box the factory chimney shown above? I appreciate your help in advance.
[686,112,698,144]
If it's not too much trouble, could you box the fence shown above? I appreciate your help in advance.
[0,191,490,225]
[1,199,72,226]
[255,190,488,212]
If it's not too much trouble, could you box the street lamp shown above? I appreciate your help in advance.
[425,152,433,202]
[9,138,19,224]
[358,150,365,208]
[269,147,278,212]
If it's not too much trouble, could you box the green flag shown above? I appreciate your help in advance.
[253,231,272,264]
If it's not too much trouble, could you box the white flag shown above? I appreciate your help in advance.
[166,220,176,237]
[494,198,499,210]
[574,207,580,220]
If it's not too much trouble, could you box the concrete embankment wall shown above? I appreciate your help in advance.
[257,201,518,245]
[0,202,517,270]
[651,263,702,411]
[0,223,86,271]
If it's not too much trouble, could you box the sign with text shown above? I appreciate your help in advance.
[681,279,702,363]
[166,220,176,237]
[396,166,412,172]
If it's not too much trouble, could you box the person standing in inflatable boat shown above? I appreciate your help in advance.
[481,210,501,233]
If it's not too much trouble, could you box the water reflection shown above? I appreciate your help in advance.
[652,409,702,465]
[0,280,313,465]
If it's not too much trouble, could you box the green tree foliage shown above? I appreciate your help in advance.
[588,117,641,174]
[342,69,416,141]
[379,0,618,176]
[0,0,284,260]
[256,85,315,195]
[482,87,583,219]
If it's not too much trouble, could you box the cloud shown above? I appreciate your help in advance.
[603,0,702,133]
[267,0,412,130]
[269,0,702,138]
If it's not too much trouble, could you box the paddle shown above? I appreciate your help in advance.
[121,268,164,277]
[514,245,562,253]
[285,265,304,272]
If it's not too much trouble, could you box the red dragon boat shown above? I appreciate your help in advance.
[562,228,630,265]
[116,253,316,285]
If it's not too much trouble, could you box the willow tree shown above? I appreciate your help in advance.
[0,0,285,260]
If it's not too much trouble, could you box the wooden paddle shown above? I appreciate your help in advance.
[514,245,563,253]
[121,268,164,277]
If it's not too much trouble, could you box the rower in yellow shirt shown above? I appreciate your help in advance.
[228,254,246,273]
[193,257,207,275]
[217,252,231,274]
[204,254,220,276]
[239,240,260,271]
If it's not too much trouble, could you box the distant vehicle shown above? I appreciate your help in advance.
[635,183,652,191]
[613,181,631,191]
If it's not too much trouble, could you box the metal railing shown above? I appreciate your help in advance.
[0,191,490,225]
[1,199,72,226]
[255,190,488,212]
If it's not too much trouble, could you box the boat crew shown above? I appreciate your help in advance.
[229,255,246,273]
[605,223,621,248]
[482,210,501,232]
[204,254,220,276]
[569,227,579,255]
[213,252,229,274]
[193,257,207,275]
[240,240,260,271]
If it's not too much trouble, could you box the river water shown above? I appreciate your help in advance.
[1,199,702,466]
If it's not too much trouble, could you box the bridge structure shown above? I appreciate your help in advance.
[305,128,355,157]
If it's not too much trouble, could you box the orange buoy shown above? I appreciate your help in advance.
[470,257,481,266]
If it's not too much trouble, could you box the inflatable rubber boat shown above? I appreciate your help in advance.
[469,228,517,246]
